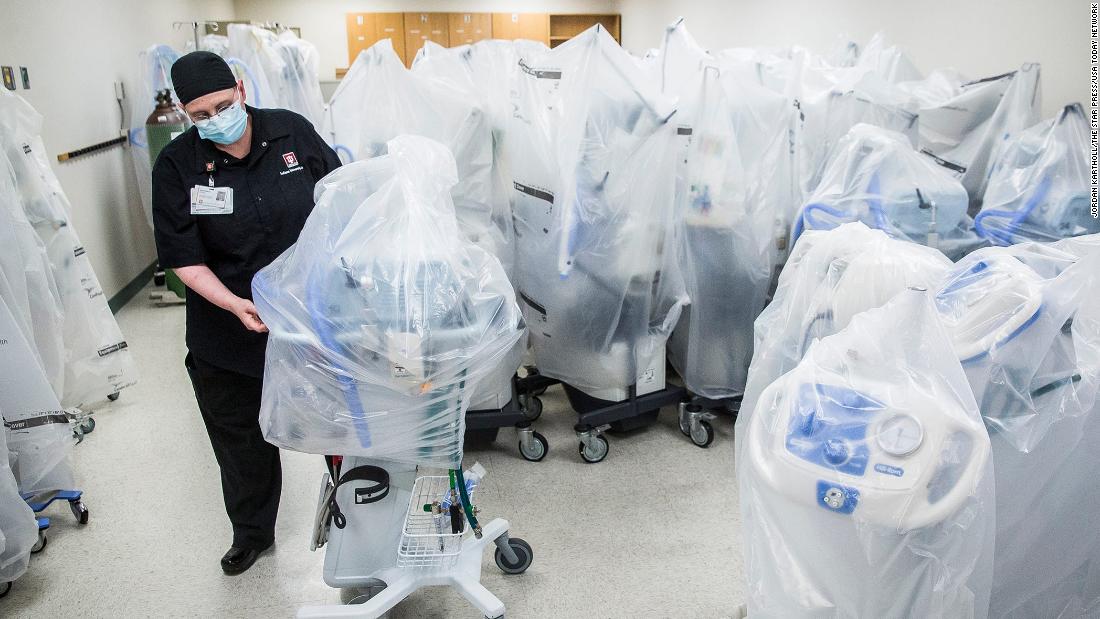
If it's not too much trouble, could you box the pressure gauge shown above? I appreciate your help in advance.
[876,414,923,457]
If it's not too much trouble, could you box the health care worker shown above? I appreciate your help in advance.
[152,51,340,575]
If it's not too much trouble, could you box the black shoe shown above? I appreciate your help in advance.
[220,543,271,575]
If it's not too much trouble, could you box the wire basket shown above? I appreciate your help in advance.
[396,475,467,568]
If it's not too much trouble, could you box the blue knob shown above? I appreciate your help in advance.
[823,438,850,465]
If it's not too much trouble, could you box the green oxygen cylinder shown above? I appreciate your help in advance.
[145,89,188,166]
[146,89,190,299]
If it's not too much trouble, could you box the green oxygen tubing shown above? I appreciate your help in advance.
[453,467,482,539]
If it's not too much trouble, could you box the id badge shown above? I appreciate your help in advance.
[191,185,234,215]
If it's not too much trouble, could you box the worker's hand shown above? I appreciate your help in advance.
[231,297,268,333]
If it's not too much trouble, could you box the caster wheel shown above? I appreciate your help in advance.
[520,395,543,421]
[0,581,10,598]
[73,429,85,444]
[518,432,548,462]
[679,413,691,437]
[31,532,46,554]
[107,392,120,402]
[578,435,609,463]
[690,420,714,448]
[494,537,533,575]
[153,272,166,286]
[80,417,96,434]
[70,500,89,525]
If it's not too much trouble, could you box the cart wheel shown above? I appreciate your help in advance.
[153,271,166,286]
[679,412,691,437]
[520,395,543,421]
[519,432,548,462]
[107,392,120,402]
[578,435,609,464]
[73,428,85,444]
[80,417,96,434]
[31,532,46,554]
[690,420,714,448]
[495,537,533,575]
[0,581,10,598]
[70,500,89,525]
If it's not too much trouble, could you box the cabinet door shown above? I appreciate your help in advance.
[518,13,550,45]
[404,13,450,65]
[449,13,492,46]
[375,13,406,64]
[345,13,376,66]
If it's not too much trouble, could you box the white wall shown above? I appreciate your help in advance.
[614,0,1088,118]
[0,0,236,299]
[231,0,616,84]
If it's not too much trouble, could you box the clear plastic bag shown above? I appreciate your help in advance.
[0,292,74,496]
[657,21,792,398]
[127,44,182,229]
[226,25,325,127]
[252,135,525,468]
[742,222,952,432]
[325,40,498,261]
[900,64,1041,212]
[0,91,137,408]
[976,103,1098,245]
[934,239,1100,617]
[795,63,919,201]
[506,25,686,393]
[333,40,522,410]
[0,416,37,585]
[792,123,983,259]
[739,287,995,618]
[0,145,64,398]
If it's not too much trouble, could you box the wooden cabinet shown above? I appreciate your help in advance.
[345,12,406,68]
[404,12,449,65]
[491,13,550,46]
[339,11,620,75]
[549,14,620,47]
[449,13,492,46]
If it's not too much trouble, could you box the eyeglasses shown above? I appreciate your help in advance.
[190,91,241,122]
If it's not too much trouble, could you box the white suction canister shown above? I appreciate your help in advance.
[740,288,994,618]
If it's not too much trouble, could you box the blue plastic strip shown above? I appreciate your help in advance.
[304,267,373,448]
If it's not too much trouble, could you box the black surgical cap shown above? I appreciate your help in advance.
[171,51,237,105]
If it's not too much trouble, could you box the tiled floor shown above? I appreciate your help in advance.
[3,286,744,618]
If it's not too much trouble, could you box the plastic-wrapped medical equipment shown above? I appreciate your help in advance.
[935,241,1100,617]
[741,223,952,426]
[325,40,498,260]
[0,291,75,496]
[226,24,325,128]
[0,90,137,409]
[976,103,1098,245]
[0,412,37,588]
[900,64,1041,213]
[792,123,983,258]
[128,44,182,228]
[853,33,922,84]
[252,135,524,468]
[333,40,519,412]
[0,145,64,398]
[507,25,686,394]
[795,60,918,200]
[656,21,792,398]
[739,287,995,618]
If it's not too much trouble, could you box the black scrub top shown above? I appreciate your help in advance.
[152,106,341,378]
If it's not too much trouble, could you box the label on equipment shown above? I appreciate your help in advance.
[97,341,129,357]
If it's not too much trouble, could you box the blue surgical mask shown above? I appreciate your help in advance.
[195,98,248,145]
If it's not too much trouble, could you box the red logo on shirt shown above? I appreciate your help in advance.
[282,152,299,168]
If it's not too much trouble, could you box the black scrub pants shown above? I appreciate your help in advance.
[185,352,281,550]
